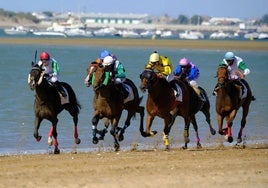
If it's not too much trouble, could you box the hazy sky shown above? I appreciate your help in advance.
[0,0,267,19]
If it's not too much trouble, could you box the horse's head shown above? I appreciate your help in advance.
[139,69,158,92]
[216,64,229,87]
[28,62,43,90]
[92,65,107,91]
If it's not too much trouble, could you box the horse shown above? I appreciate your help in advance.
[139,69,215,149]
[91,65,144,151]
[215,64,255,144]
[173,74,216,137]
[28,63,81,154]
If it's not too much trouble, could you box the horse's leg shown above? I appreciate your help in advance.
[237,105,249,143]
[65,105,81,145]
[110,117,120,151]
[191,116,202,148]
[163,114,173,150]
[225,110,238,143]
[48,118,60,154]
[92,114,100,144]
[97,118,109,140]
[33,117,42,142]
[182,117,191,149]
[217,114,225,135]
[141,114,156,137]
[200,104,216,135]
[118,112,132,142]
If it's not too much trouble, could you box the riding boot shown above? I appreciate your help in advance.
[53,81,67,97]
[116,83,129,99]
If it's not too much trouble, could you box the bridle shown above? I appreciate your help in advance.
[139,69,158,91]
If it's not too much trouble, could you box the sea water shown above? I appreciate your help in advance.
[0,41,267,155]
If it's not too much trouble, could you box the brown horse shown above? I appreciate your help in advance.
[91,65,144,151]
[215,64,255,143]
[140,69,214,149]
[28,63,81,154]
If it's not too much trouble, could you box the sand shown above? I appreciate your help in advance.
[0,38,267,188]
[0,145,267,188]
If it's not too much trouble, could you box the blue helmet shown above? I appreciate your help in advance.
[224,52,235,60]
[100,50,110,60]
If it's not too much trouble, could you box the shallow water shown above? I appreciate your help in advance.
[0,42,267,155]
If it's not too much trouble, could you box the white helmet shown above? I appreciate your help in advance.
[102,56,114,66]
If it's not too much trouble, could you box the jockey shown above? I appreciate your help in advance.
[100,55,129,99]
[174,57,202,99]
[84,50,110,87]
[213,51,251,96]
[38,51,67,97]
[145,51,172,80]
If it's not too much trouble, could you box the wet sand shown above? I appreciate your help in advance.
[1,37,268,51]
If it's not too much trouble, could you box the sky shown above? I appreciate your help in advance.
[0,0,267,19]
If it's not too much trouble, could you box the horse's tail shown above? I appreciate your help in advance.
[61,82,82,114]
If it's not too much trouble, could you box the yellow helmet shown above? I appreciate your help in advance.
[149,52,160,63]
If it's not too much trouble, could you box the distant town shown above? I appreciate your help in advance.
[1,9,268,40]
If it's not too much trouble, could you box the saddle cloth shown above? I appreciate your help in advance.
[123,84,134,103]
[239,81,248,99]
[59,87,69,105]
[173,83,183,102]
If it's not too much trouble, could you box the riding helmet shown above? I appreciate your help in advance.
[224,52,235,60]
[40,52,50,60]
[179,57,189,66]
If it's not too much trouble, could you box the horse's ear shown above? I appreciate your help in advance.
[31,61,34,67]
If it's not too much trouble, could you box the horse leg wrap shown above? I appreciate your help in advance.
[163,134,170,146]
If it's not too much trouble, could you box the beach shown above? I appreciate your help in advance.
[0,144,267,188]
[0,38,267,188]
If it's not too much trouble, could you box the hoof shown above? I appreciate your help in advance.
[36,136,42,142]
[182,146,187,150]
[54,148,60,154]
[210,128,216,135]
[75,138,81,145]
[150,131,157,137]
[118,134,124,142]
[92,136,99,144]
[197,143,202,149]
[227,136,233,143]
[114,143,120,152]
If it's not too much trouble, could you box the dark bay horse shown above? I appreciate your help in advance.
[215,65,254,144]
[28,63,81,154]
[91,65,144,151]
[139,69,215,149]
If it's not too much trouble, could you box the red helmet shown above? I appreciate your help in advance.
[40,52,50,60]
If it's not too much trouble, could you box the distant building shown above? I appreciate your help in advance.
[79,13,151,25]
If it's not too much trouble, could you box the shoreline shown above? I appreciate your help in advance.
[0,37,268,51]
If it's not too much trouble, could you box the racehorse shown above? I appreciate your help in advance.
[28,63,81,154]
[215,64,254,144]
[139,69,215,149]
[91,65,144,151]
